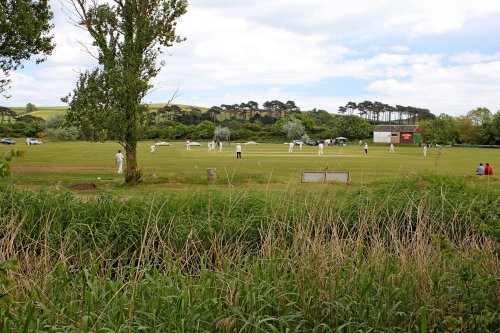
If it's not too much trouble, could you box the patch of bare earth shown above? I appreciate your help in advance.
[67,183,98,190]
[12,166,112,173]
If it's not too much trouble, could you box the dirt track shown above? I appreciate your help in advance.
[11,166,112,173]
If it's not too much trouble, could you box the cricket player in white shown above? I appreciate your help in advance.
[318,142,324,155]
[288,142,294,153]
[236,143,242,159]
[115,150,124,174]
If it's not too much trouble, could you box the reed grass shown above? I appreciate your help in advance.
[0,174,499,332]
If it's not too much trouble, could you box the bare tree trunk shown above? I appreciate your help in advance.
[125,143,140,184]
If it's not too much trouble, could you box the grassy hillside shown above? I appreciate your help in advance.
[28,107,68,119]
[11,103,208,120]
[147,103,208,112]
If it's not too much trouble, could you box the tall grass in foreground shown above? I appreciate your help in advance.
[0,174,499,332]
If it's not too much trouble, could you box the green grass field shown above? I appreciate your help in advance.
[27,107,67,119]
[2,141,498,192]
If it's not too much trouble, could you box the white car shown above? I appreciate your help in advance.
[187,141,201,146]
[244,141,258,145]
[155,141,171,146]
[26,138,42,145]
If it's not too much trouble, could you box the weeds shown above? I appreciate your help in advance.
[0,175,499,332]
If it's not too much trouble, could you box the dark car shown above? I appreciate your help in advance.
[305,139,317,146]
[0,138,16,145]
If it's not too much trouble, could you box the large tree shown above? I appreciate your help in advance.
[331,114,372,140]
[0,0,54,96]
[422,113,458,144]
[485,111,500,144]
[64,0,187,184]
[280,116,306,140]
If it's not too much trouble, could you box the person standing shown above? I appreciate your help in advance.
[299,141,303,150]
[219,141,223,152]
[318,142,324,156]
[288,142,294,153]
[476,163,485,175]
[423,145,427,157]
[484,163,493,175]
[389,143,394,154]
[207,141,212,152]
[236,143,242,159]
[186,140,191,151]
[359,139,363,147]
[115,150,124,174]
[364,143,368,154]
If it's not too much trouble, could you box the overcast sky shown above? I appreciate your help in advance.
[3,0,500,116]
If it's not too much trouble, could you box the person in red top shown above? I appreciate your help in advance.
[484,163,493,175]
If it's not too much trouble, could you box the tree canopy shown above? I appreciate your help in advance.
[0,0,54,96]
[339,100,434,124]
[214,126,230,142]
[421,113,458,144]
[280,117,306,140]
[331,115,372,140]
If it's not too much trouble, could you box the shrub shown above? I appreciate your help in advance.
[45,127,80,141]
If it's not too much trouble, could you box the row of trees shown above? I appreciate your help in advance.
[205,100,301,123]
[338,101,435,124]
[149,100,303,126]
[150,99,435,130]
[422,108,500,145]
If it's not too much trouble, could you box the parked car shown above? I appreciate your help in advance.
[155,141,171,146]
[0,138,15,145]
[305,139,317,146]
[26,138,42,145]
[292,140,303,146]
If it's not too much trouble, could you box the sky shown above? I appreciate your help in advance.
[2,0,500,116]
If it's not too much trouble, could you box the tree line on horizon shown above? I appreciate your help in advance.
[150,99,435,126]
[338,101,435,124]
[1,99,498,146]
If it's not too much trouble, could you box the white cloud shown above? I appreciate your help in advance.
[365,61,500,114]
[449,52,500,64]
[155,7,355,89]
[388,46,410,53]
[190,0,500,38]
[2,0,500,117]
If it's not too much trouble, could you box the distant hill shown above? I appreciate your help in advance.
[147,103,208,112]
[10,104,208,120]
[27,107,68,119]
